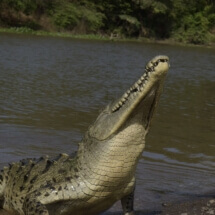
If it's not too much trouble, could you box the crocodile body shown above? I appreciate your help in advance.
[0,55,170,215]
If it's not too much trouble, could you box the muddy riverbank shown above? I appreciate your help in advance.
[1,196,215,215]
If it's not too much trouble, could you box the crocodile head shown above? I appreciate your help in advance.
[88,55,169,142]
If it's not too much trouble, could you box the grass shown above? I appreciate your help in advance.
[0,27,110,41]
[0,26,214,48]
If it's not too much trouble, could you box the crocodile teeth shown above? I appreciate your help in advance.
[60,153,69,158]
[137,79,142,85]
[121,97,127,102]
[123,92,129,98]
[112,63,157,113]
[111,56,169,113]
[134,83,139,88]
[112,106,118,112]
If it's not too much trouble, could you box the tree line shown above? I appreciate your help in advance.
[0,0,215,44]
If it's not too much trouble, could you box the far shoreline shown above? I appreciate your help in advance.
[0,27,215,49]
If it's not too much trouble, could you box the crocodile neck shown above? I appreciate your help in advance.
[72,56,169,200]
[79,120,145,183]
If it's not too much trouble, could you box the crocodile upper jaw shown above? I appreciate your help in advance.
[88,55,169,141]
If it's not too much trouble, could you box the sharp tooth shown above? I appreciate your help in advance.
[112,106,117,111]
[144,73,147,77]
[140,76,145,81]
[137,79,142,84]
[134,83,139,88]
[123,92,128,98]
[119,101,123,106]
[122,98,126,102]
[140,86,144,91]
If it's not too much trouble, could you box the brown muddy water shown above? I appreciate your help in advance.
[0,33,214,214]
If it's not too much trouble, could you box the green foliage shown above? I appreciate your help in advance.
[52,1,104,33]
[138,0,169,14]
[119,15,140,26]
[117,15,141,36]
[9,26,34,33]
[0,0,214,44]
[203,5,215,28]
[52,3,80,30]
[173,12,210,44]
[0,0,37,13]
[171,1,215,44]
[0,0,54,14]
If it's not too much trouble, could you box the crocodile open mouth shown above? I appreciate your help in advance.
[111,58,169,113]
[88,55,169,141]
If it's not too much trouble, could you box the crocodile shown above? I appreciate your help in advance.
[0,55,169,215]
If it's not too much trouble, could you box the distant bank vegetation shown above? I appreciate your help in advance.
[0,0,215,45]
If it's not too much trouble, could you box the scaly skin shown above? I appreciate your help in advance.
[0,55,170,215]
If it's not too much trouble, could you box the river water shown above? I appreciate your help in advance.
[0,33,214,213]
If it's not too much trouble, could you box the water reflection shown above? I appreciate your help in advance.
[0,33,214,211]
